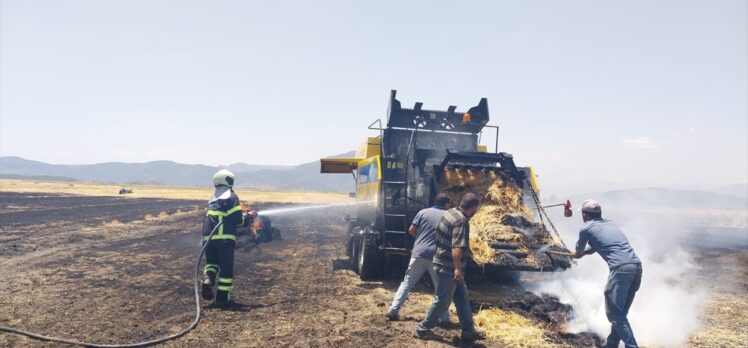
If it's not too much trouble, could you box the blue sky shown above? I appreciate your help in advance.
[1,1,746,192]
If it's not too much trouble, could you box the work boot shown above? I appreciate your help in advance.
[460,329,486,342]
[414,329,441,341]
[214,300,248,310]
[385,312,399,321]
[215,299,235,309]
[201,278,214,301]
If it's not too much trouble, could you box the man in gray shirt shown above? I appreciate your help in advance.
[386,194,451,325]
[573,199,643,348]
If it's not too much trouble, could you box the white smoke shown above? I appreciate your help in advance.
[527,210,709,347]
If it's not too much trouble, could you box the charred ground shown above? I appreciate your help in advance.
[0,192,744,347]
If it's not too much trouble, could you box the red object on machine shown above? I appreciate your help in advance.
[563,200,573,217]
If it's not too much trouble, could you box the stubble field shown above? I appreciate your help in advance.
[0,182,745,347]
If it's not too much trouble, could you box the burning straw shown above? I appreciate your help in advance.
[474,308,555,347]
[440,168,551,266]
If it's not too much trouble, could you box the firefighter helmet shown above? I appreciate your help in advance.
[213,169,236,187]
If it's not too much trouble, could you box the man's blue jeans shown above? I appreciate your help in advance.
[604,263,643,348]
[388,257,451,323]
[416,269,475,333]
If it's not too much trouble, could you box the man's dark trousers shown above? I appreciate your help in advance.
[416,270,475,333]
[604,263,642,348]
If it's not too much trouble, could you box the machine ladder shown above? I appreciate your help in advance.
[382,179,409,254]
[380,128,417,255]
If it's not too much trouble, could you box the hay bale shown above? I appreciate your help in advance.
[474,308,557,347]
[439,168,553,266]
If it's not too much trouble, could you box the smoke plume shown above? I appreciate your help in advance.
[527,204,718,347]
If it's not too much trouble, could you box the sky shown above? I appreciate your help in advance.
[1,0,746,192]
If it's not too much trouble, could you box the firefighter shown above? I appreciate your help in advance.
[201,169,256,308]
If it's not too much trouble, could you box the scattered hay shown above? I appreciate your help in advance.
[440,168,552,266]
[689,294,748,347]
[474,308,556,347]
[143,211,170,221]
[102,219,122,226]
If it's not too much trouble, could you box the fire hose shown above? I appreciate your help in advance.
[0,220,225,347]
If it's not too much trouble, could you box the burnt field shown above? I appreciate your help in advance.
[0,191,745,347]
[0,192,205,258]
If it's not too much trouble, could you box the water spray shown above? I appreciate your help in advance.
[255,200,374,217]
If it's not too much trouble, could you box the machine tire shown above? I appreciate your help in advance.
[357,234,383,280]
[345,222,355,259]
[350,236,361,274]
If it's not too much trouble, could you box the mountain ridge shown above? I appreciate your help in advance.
[2,156,746,208]
[0,155,355,192]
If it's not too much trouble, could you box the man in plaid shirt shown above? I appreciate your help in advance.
[415,192,485,342]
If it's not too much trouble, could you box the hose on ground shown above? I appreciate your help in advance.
[0,220,224,347]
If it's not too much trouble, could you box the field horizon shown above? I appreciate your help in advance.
[0,179,350,204]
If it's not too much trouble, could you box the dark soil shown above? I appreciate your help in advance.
[0,192,204,227]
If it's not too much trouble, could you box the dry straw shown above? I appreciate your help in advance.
[440,168,547,265]
[474,308,557,347]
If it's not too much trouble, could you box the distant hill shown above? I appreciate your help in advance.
[571,187,748,210]
[0,154,354,192]
[235,154,355,193]
[710,183,748,199]
[0,156,219,186]
[0,174,77,182]
[225,163,292,173]
[5,156,742,200]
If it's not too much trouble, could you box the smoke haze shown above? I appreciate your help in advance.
[525,196,746,347]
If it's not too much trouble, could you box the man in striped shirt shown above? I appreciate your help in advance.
[415,193,485,342]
